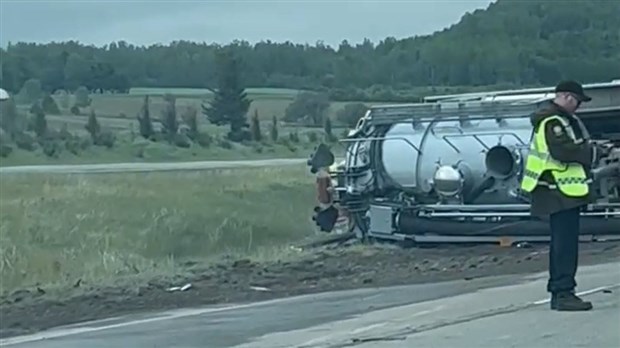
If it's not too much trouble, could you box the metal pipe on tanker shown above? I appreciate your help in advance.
[484,145,522,180]
[593,162,620,181]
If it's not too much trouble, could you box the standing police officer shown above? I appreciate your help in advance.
[520,80,596,311]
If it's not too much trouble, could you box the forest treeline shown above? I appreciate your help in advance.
[1,0,619,102]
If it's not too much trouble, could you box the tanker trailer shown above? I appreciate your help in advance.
[308,80,620,245]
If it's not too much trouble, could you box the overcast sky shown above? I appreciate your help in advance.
[0,0,494,48]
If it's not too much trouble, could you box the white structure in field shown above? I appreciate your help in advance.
[0,88,9,101]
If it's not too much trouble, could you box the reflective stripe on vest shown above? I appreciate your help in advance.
[520,115,590,197]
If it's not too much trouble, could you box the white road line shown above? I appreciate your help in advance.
[350,323,388,335]
[531,285,617,305]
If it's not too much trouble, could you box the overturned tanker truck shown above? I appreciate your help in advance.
[308,80,620,245]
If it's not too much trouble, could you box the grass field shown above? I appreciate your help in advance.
[4,86,354,166]
[0,125,345,167]
[128,87,304,97]
[0,109,345,167]
[0,166,317,295]
[0,137,332,167]
[52,87,385,122]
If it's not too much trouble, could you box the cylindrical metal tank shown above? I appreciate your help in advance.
[328,80,620,242]
[378,117,532,201]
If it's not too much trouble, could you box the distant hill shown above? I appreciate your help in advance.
[1,0,619,99]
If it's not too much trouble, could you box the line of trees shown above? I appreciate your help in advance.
[0,46,343,157]
[2,0,619,102]
[0,50,343,159]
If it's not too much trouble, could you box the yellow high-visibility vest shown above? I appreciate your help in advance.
[520,115,591,197]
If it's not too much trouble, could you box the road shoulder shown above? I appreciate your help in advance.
[1,242,619,341]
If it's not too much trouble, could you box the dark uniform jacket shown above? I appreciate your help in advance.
[528,102,597,218]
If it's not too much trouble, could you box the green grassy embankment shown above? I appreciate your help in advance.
[0,134,339,167]
[0,165,318,295]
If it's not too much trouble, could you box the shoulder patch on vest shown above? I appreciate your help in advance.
[552,125,563,136]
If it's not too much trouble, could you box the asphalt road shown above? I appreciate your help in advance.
[0,158,309,174]
[2,262,618,348]
[359,289,620,348]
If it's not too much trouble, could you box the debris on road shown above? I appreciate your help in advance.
[516,242,532,249]
[166,283,192,292]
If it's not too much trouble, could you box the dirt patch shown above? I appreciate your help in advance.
[1,240,619,338]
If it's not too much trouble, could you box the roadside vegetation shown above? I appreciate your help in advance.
[0,165,316,295]
[0,78,354,166]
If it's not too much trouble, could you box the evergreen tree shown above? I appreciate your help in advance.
[270,115,279,142]
[161,93,179,143]
[323,117,333,138]
[32,106,47,139]
[201,49,252,142]
[137,95,154,139]
[85,108,101,142]
[0,97,19,137]
[41,93,61,115]
[181,106,199,140]
[250,109,262,141]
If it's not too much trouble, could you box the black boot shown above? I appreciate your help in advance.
[550,292,593,311]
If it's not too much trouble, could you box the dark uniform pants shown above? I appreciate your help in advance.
[547,206,581,294]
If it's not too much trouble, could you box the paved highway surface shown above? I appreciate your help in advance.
[1,262,618,348]
[0,158,309,174]
[358,289,619,348]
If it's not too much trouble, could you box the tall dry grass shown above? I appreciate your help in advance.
[0,165,316,294]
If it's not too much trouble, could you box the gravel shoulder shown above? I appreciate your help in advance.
[1,240,619,339]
